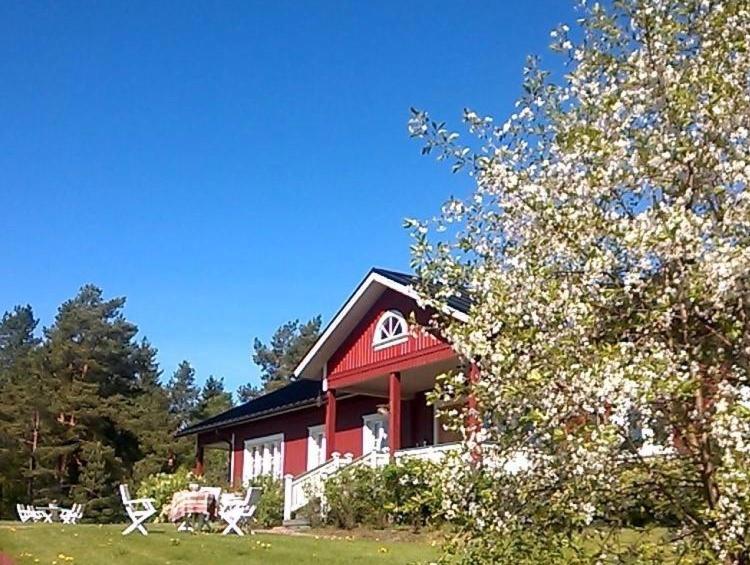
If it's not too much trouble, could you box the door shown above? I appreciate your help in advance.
[363,414,389,453]
[307,425,327,470]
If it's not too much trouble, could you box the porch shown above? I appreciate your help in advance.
[322,356,463,461]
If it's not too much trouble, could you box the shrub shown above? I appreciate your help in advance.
[248,475,284,528]
[383,458,443,530]
[136,467,204,522]
[323,465,389,529]
[322,459,443,530]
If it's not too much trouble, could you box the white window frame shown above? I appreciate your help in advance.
[372,309,408,350]
[307,425,327,471]
[242,433,284,484]
[362,413,389,453]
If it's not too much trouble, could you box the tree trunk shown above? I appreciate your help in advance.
[26,409,39,502]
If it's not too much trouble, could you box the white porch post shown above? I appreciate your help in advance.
[283,474,294,522]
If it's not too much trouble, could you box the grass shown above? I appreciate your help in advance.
[0,522,440,564]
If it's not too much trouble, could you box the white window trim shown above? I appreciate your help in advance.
[307,425,326,471]
[372,309,408,350]
[243,433,284,484]
[362,413,389,453]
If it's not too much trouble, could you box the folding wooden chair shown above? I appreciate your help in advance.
[16,504,35,523]
[60,503,84,524]
[119,484,157,535]
[219,487,262,536]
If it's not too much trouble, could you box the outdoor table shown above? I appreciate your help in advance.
[169,490,216,532]
[34,504,61,522]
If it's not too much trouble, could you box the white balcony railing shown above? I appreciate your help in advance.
[283,443,463,521]
[393,442,461,463]
[283,451,353,521]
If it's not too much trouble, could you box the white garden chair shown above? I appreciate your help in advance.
[16,504,47,523]
[119,484,157,536]
[218,487,262,536]
[16,504,36,523]
[60,503,84,524]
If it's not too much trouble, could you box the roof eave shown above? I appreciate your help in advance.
[174,398,320,438]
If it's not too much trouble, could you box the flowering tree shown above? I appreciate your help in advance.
[407,1,750,562]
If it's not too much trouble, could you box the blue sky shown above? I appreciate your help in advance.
[0,1,576,392]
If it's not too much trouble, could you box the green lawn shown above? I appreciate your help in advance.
[0,522,440,564]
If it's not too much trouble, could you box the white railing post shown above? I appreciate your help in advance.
[331,451,341,471]
[283,473,294,522]
[343,452,353,465]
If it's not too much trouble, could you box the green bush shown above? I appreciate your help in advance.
[322,459,443,530]
[383,458,443,530]
[248,475,284,528]
[323,465,389,529]
[136,467,204,521]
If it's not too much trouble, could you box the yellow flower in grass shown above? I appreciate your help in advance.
[378,547,389,554]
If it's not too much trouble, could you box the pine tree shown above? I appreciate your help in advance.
[0,305,41,517]
[237,316,321,402]
[195,376,234,484]
[72,441,119,521]
[195,376,233,421]
[0,286,201,521]
[166,361,199,428]
[128,340,190,482]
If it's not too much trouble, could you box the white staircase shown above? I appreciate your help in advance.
[283,450,392,521]
[282,444,465,522]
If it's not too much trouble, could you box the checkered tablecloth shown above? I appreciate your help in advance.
[168,490,216,523]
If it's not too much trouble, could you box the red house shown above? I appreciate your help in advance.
[176,268,470,520]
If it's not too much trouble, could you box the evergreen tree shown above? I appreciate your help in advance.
[0,305,39,373]
[0,305,41,517]
[0,286,230,520]
[37,285,144,518]
[195,376,233,421]
[237,316,321,402]
[195,376,234,484]
[167,361,199,428]
[128,340,189,482]
[71,441,118,521]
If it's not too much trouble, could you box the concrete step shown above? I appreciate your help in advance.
[282,518,311,529]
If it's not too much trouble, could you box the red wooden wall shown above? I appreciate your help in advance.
[328,289,447,385]
[198,392,437,484]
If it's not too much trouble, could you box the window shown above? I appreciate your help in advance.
[243,434,284,484]
[307,425,326,471]
[372,310,408,349]
[363,413,389,453]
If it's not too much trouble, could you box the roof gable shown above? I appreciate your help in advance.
[293,268,468,380]
[328,288,445,378]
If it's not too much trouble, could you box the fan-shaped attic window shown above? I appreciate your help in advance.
[372,310,408,350]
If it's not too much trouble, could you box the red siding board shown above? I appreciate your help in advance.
[332,395,383,458]
[329,344,455,388]
[328,290,448,384]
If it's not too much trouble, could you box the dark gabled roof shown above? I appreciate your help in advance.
[371,267,472,315]
[175,379,323,437]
